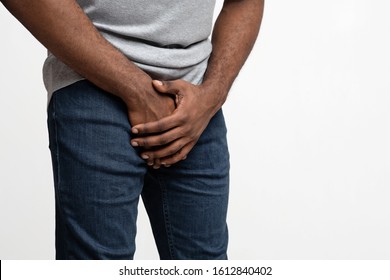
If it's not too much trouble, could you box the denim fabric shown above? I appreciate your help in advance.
[47,80,229,260]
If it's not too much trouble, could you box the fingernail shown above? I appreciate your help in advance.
[132,128,139,134]
[164,165,171,168]
[182,156,187,160]
[147,162,154,166]
[141,154,149,160]
[154,80,163,86]
[153,165,160,169]
[131,141,138,147]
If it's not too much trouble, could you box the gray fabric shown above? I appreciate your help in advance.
[43,0,216,101]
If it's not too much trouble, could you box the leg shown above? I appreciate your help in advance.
[142,110,230,259]
[48,80,146,259]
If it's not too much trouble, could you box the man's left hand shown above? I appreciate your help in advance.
[130,79,222,168]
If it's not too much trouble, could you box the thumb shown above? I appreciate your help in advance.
[152,80,180,95]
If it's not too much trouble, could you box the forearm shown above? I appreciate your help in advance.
[202,0,264,109]
[1,0,151,109]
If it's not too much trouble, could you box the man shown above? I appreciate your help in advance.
[1,0,264,259]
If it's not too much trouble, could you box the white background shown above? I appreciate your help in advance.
[1,0,389,259]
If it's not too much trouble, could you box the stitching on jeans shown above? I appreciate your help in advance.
[157,174,176,259]
[51,94,70,259]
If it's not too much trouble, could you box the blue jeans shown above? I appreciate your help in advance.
[47,80,230,260]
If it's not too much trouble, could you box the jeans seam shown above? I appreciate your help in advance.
[51,95,70,259]
[158,175,176,259]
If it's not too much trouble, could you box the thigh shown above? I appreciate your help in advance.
[48,80,146,259]
[142,110,230,260]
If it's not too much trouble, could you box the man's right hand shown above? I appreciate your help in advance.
[1,0,176,154]
[125,82,176,168]
[127,83,176,128]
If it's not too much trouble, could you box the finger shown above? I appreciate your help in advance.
[154,80,187,106]
[131,127,183,147]
[159,144,193,166]
[140,138,187,160]
[146,159,154,167]
[152,80,181,95]
[152,158,161,170]
[131,111,184,135]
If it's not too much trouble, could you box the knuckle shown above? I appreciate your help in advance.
[153,149,166,158]
[141,139,149,147]
[178,131,186,138]
[138,124,148,134]
[167,145,180,156]
[174,143,184,152]
[174,153,184,162]
[158,136,169,145]
[167,148,178,156]
[157,121,165,132]
[178,116,187,126]
[188,134,196,142]
[175,149,184,158]
[156,147,172,159]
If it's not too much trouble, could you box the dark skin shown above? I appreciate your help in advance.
[1,0,264,169]
[132,0,265,168]
[1,0,175,127]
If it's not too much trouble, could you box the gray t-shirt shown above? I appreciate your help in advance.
[43,0,216,101]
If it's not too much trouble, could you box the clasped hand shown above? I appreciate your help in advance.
[131,79,219,169]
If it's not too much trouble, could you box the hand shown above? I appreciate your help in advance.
[126,81,176,127]
[130,79,223,168]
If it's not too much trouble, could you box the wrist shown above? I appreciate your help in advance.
[117,74,154,110]
[200,80,229,113]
